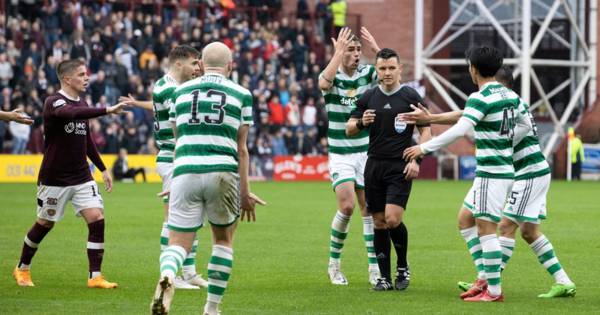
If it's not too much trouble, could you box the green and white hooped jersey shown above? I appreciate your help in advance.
[513,101,551,180]
[462,82,522,179]
[152,74,178,163]
[169,73,253,178]
[321,64,377,154]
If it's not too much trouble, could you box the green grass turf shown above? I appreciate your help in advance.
[1,181,599,314]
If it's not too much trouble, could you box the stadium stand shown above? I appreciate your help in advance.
[0,0,333,159]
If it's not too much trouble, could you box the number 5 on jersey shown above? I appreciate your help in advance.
[189,89,227,125]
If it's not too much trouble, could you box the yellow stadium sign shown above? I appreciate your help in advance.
[0,154,162,183]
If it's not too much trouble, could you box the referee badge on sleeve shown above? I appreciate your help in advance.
[394,117,407,133]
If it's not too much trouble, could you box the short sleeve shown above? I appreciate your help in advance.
[350,88,372,118]
[241,92,254,126]
[462,97,487,125]
[517,98,529,115]
[168,97,176,123]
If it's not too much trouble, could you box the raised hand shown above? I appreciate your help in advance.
[360,26,381,54]
[331,27,353,55]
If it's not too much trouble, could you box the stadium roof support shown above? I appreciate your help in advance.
[414,0,596,157]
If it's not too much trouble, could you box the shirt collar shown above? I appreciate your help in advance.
[58,89,80,101]
[479,81,502,91]
[378,84,402,96]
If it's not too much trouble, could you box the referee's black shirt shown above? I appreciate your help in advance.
[350,85,429,160]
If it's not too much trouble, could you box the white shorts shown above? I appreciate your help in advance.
[462,177,513,223]
[503,174,550,224]
[168,172,240,231]
[156,162,173,203]
[328,152,367,190]
[36,180,104,222]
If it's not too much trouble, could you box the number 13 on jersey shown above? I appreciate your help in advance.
[189,89,227,125]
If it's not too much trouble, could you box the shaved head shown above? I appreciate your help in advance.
[202,42,232,68]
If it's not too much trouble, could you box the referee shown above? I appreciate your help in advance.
[346,48,431,291]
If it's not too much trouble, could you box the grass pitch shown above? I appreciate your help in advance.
[1,180,599,314]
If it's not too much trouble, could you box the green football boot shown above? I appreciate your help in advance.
[538,283,576,298]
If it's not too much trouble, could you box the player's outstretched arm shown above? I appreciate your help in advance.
[403,117,473,161]
[318,27,353,91]
[106,102,131,115]
[119,94,153,110]
[398,104,463,125]
[0,109,33,125]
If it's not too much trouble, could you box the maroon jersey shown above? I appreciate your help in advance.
[38,91,108,186]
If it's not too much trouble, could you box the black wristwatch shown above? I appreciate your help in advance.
[356,118,365,130]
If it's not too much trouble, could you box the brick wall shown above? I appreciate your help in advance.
[282,0,438,80]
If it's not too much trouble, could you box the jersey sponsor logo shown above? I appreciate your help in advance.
[394,117,407,133]
[53,99,66,108]
[340,96,358,106]
[64,122,75,133]
[65,122,87,135]
[383,103,391,109]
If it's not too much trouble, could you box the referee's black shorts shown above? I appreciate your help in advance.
[364,157,413,213]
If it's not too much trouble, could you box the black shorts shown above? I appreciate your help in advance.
[364,158,413,213]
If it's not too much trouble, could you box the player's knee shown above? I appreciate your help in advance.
[457,208,475,229]
[385,215,401,229]
[339,202,355,216]
[36,218,55,229]
[498,221,515,236]
[520,226,538,243]
[373,215,386,229]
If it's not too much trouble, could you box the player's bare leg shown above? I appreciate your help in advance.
[203,223,236,315]
[327,182,355,285]
[81,208,117,289]
[498,217,518,270]
[14,218,55,287]
[152,230,195,314]
[519,222,576,298]
[356,188,380,284]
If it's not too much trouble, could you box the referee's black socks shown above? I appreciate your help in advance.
[374,228,391,281]
[388,222,408,270]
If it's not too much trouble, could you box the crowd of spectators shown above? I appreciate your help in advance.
[0,0,340,159]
